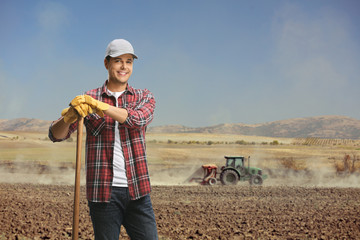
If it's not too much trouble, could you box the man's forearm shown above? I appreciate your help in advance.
[50,118,71,139]
[104,105,128,124]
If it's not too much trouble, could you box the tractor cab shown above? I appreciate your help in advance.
[224,156,246,169]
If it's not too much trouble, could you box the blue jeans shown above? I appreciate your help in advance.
[88,187,158,240]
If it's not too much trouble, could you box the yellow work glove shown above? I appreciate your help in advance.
[70,95,109,117]
[73,103,94,118]
[70,95,86,107]
[78,103,105,117]
[83,95,110,112]
[61,104,96,123]
[69,95,96,117]
[93,108,105,118]
[61,107,78,124]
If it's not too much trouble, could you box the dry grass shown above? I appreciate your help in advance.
[1,131,360,175]
[0,131,81,165]
[293,137,360,147]
[278,157,307,171]
[333,154,360,174]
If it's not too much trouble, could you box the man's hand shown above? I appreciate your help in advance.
[70,95,109,117]
[83,95,110,112]
[73,103,94,118]
[61,103,97,123]
[61,107,78,124]
[70,95,86,107]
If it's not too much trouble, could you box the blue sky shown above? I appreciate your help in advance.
[1,0,359,127]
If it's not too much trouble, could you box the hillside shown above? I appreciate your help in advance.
[1,115,360,139]
[147,115,360,139]
[0,118,52,132]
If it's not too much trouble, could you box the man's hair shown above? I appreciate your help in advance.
[105,55,136,62]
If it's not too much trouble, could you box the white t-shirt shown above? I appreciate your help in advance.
[107,90,128,187]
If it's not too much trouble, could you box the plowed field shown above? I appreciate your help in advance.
[1,183,360,239]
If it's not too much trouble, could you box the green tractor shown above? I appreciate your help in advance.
[187,156,267,186]
[220,156,267,185]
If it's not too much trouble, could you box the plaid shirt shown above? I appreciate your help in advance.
[49,81,155,202]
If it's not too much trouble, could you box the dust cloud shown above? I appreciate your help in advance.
[1,157,359,188]
[150,164,204,186]
[0,158,84,185]
[150,154,360,188]
[264,167,360,188]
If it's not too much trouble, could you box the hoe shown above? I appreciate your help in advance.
[72,117,84,240]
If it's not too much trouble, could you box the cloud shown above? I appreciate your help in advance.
[0,59,28,118]
[0,2,79,121]
[34,1,70,59]
[269,3,359,111]
[36,1,69,32]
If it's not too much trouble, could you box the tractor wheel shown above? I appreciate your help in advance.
[220,169,239,185]
[209,178,217,185]
[250,174,263,185]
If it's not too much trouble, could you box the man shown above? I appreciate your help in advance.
[49,39,158,240]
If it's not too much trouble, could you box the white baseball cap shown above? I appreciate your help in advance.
[105,39,138,59]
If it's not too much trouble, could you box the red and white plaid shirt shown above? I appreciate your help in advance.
[49,81,155,202]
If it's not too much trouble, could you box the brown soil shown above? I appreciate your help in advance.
[1,183,359,240]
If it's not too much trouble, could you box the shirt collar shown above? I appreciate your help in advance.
[101,80,135,96]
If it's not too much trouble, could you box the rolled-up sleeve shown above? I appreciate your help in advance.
[123,89,155,129]
[48,118,78,142]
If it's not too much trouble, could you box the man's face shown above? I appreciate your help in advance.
[104,54,134,85]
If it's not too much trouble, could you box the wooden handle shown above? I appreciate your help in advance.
[72,117,84,240]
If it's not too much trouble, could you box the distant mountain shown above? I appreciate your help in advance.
[0,118,52,132]
[1,115,360,139]
[148,115,360,139]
